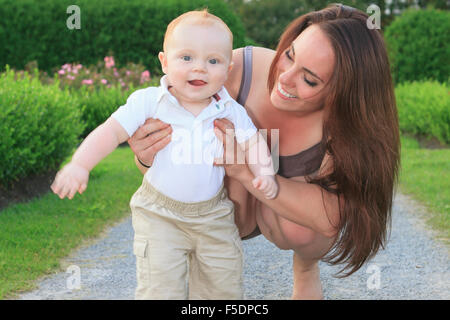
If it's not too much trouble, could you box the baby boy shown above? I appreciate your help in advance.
[51,10,278,299]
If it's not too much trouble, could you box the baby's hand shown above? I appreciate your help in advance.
[252,175,278,199]
[51,162,89,200]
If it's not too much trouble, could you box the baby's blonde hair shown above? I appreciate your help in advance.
[163,9,233,53]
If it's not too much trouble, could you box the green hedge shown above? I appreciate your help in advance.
[74,85,131,139]
[0,0,245,75]
[0,67,84,186]
[395,81,449,144]
[385,8,450,84]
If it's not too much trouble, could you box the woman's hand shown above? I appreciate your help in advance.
[213,118,252,180]
[127,118,172,167]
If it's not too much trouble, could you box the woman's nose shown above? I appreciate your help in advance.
[278,67,297,88]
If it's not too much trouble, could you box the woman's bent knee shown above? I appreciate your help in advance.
[276,222,336,258]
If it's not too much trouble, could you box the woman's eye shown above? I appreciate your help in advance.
[285,49,293,61]
[304,76,317,87]
[209,59,218,64]
[284,49,317,87]
[182,56,191,61]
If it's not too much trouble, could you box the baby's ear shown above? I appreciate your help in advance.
[158,52,168,74]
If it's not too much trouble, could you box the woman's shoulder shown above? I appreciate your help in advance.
[252,46,276,72]
[251,46,276,90]
[224,48,244,99]
[252,46,276,60]
[225,46,276,100]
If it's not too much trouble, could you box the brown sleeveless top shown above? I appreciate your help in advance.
[237,46,326,179]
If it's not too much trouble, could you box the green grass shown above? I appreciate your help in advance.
[0,147,142,299]
[399,136,450,241]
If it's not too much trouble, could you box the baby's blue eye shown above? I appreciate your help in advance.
[209,59,218,64]
[182,56,191,61]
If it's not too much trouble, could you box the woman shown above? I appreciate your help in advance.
[127,4,400,299]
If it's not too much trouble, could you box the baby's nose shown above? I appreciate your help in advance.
[192,60,207,72]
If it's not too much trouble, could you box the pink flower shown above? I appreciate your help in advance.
[58,69,65,75]
[67,75,75,80]
[75,64,82,69]
[82,79,93,85]
[101,79,108,84]
[62,64,71,70]
[126,70,131,76]
[140,70,150,84]
[104,56,115,69]
[113,68,119,77]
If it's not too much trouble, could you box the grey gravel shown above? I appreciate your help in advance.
[16,192,449,300]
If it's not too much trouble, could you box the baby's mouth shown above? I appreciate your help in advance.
[188,80,207,86]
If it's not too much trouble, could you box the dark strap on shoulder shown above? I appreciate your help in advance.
[236,46,253,106]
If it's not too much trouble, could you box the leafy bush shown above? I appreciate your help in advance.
[75,85,132,139]
[0,0,245,75]
[59,56,159,138]
[25,56,153,91]
[53,57,153,91]
[385,8,450,84]
[0,67,84,186]
[395,81,450,144]
[29,55,157,138]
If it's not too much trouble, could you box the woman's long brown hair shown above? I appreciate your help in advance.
[268,4,400,277]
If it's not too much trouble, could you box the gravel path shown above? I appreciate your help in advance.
[17,193,449,300]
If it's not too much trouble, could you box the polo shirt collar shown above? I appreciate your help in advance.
[156,75,172,103]
[213,85,233,107]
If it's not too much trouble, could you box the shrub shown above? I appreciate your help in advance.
[0,67,84,186]
[0,0,245,75]
[385,8,450,84]
[26,56,154,91]
[395,81,450,144]
[32,55,157,138]
[54,57,153,92]
[74,85,133,139]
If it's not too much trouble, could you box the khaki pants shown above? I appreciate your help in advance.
[130,178,243,300]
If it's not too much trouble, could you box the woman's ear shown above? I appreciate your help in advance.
[158,52,168,74]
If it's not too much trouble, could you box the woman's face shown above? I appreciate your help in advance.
[270,25,335,115]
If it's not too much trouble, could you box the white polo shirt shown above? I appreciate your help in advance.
[112,75,257,202]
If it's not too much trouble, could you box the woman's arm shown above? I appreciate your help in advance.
[214,118,339,238]
[134,155,149,175]
[239,168,339,238]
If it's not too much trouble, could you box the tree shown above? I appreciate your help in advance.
[223,0,449,48]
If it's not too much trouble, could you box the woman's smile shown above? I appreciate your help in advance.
[277,82,298,99]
